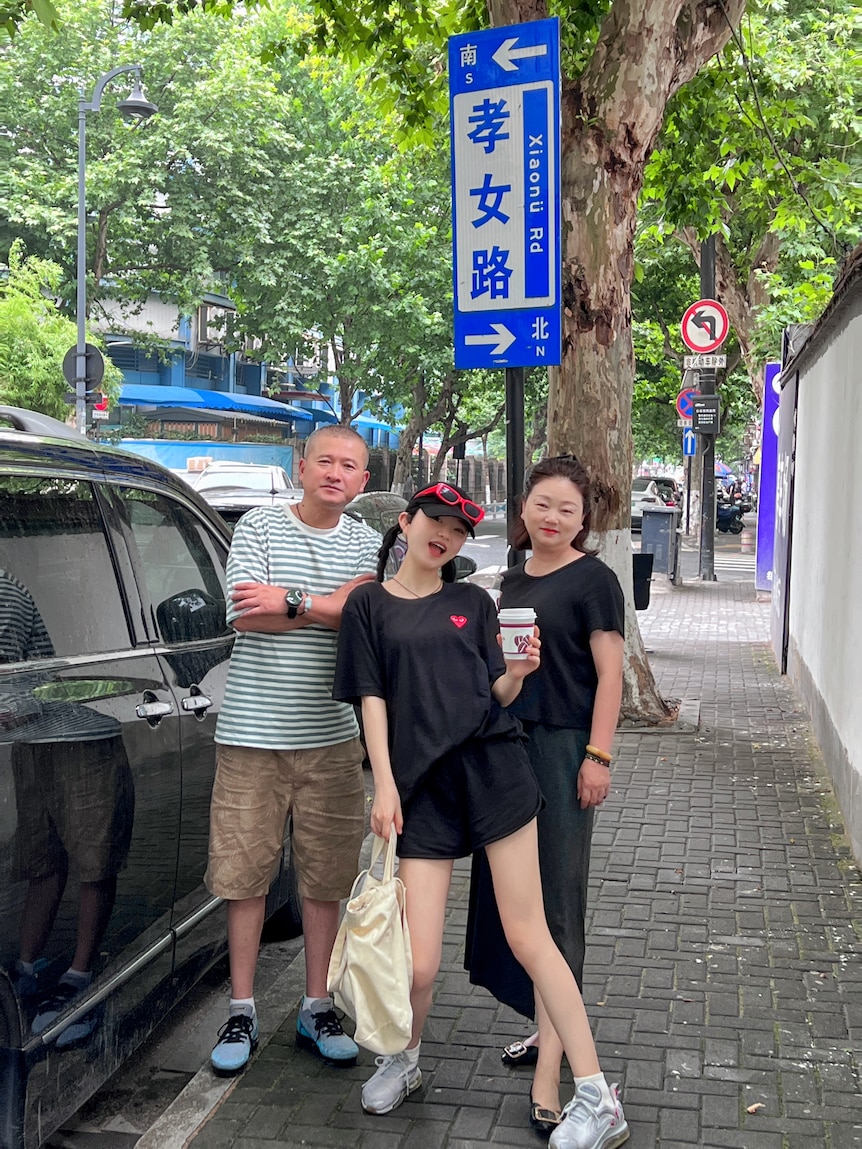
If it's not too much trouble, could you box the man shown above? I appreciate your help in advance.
[205,426,380,1074]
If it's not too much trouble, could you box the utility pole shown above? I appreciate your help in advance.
[698,236,717,581]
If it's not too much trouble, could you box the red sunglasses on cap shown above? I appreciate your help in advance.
[414,483,484,525]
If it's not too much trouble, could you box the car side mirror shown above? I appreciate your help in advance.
[452,555,477,581]
[156,588,226,645]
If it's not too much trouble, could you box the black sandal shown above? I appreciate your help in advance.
[501,1039,539,1066]
[529,1091,562,1136]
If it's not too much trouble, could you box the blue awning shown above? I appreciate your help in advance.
[305,407,338,424]
[118,384,312,422]
[351,414,398,432]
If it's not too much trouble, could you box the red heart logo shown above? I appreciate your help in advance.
[450,615,467,628]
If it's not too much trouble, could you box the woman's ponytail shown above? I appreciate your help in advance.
[376,525,401,581]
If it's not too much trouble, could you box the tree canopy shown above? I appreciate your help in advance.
[6,0,856,720]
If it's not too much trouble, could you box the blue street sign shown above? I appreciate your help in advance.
[449,19,561,370]
[683,427,697,456]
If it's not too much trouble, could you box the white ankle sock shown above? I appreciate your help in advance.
[229,997,256,1018]
[403,1042,421,1067]
[573,1072,612,1106]
[302,994,331,1013]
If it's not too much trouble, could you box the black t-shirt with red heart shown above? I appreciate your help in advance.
[334,580,522,804]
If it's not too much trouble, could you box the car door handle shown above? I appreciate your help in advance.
[181,693,212,713]
[135,697,174,721]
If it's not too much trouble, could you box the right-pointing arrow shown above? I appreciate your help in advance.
[491,38,548,72]
[464,324,516,356]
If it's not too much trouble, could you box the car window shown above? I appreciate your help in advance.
[109,487,230,645]
[0,476,130,658]
[632,478,653,493]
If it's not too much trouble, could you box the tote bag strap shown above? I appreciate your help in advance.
[368,825,397,884]
[351,826,398,899]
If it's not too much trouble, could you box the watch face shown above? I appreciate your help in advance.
[285,589,304,608]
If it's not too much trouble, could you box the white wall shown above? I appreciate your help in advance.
[785,287,862,860]
[96,297,182,341]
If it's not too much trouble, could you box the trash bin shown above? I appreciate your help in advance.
[641,506,681,582]
[632,552,654,610]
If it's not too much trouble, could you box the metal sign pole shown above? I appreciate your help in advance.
[506,366,525,567]
[698,236,717,581]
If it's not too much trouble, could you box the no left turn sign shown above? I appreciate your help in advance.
[681,299,730,353]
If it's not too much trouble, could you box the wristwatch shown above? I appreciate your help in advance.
[284,588,305,619]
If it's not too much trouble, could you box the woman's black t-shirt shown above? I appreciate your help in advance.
[500,555,624,729]
[333,580,521,803]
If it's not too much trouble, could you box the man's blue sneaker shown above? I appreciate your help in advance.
[31,978,86,1036]
[211,1012,259,1076]
[55,1004,103,1050]
[30,977,101,1047]
[296,1002,358,1065]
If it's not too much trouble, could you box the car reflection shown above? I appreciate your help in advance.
[1,568,135,1050]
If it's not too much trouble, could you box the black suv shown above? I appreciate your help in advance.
[0,408,301,1149]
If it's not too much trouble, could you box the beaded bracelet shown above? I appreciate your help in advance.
[584,751,610,767]
[585,743,612,763]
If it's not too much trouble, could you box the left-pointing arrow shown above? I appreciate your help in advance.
[464,324,516,356]
[492,38,548,72]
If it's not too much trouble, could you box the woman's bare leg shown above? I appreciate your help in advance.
[485,821,600,1079]
[398,857,454,1047]
[533,989,565,1111]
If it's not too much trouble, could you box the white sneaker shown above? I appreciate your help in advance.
[549,1082,629,1149]
[360,1051,422,1115]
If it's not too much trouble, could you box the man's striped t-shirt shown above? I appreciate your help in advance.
[215,506,380,750]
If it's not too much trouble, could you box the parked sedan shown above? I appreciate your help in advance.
[630,477,662,530]
[195,462,301,525]
[0,407,301,1149]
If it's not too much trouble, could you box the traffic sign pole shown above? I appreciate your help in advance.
[506,367,525,567]
[698,237,717,581]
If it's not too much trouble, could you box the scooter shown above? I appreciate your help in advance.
[716,502,745,534]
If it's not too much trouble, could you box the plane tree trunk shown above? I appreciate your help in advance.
[486,0,745,721]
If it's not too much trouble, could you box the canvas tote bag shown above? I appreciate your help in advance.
[327,827,413,1054]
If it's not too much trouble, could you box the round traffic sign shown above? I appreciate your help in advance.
[62,343,105,388]
[676,387,699,419]
[680,299,730,353]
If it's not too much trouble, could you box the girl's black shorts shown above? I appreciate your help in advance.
[397,733,543,860]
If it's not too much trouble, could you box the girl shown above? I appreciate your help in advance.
[333,482,628,1149]
[466,456,625,1141]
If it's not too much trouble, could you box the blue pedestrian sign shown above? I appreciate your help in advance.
[449,19,561,370]
[683,427,697,457]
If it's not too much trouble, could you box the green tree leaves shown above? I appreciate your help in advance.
[0,241,121,418]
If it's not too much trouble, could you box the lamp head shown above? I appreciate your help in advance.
[117,80,158,120]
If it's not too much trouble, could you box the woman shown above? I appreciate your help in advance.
[334,482,628,1149]
[466,455,625,1138]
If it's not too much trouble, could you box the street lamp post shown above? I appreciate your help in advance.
[76,66,157,434]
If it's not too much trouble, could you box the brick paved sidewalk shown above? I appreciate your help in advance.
[190,574,862,1149]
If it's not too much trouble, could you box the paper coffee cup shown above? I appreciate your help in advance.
[498,607,537,659]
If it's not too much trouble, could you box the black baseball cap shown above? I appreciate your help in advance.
[407,482,484,538]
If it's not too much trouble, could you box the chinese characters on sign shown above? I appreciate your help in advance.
[449,20,561,369]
